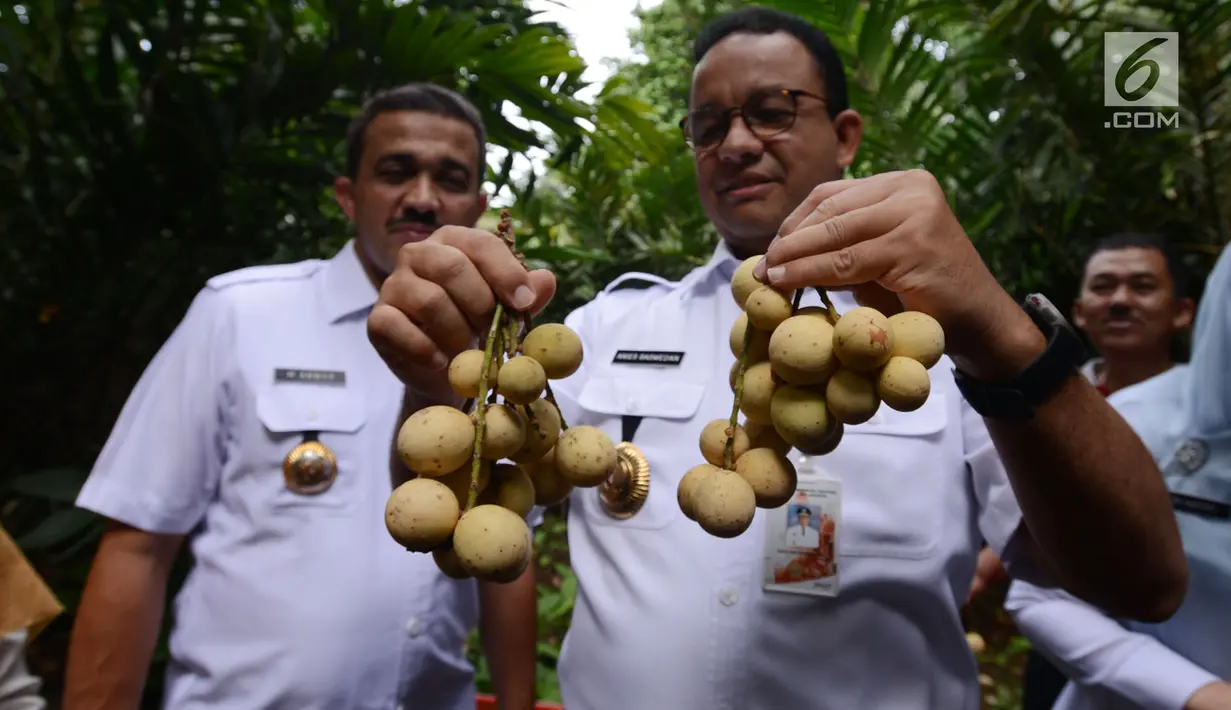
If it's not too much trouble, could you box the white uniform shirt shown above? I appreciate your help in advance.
[550,241,1028,710]
[77,240,516,710]
[785,524,819,549]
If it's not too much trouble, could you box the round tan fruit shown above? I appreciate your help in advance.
[448,349,498,398]
[511,398,561,463]
[966,632,987,654]
[745,285,794,331]
[520,448,573,506]
[825,368,881,425]
[769,385,832,453]
[699,419,750,468]
[521,324,584,380]
[832,307,895,372]
[876,356,931,412]
[739,361,777,424]
[888,311,945,369]
[677,464,721,521]
[451,504,533,583]
[497,355,547,405]
[768,314,839,386]
[397,406,475,476]
[693,469,757,538]
[734,448,797,508]
[491,463,536,519]
[385,478,460,552]
[796,419,843,456]
[479,403,526,460]
[554,425,618,487]
[731,256,763,308]
[433,543,471,579]
[435,462,492,508]
[745,419,792,457]
[729,312,771,364]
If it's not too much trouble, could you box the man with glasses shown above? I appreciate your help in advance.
[364,8,1188,709]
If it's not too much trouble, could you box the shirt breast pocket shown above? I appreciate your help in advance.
[253,385,368,513]
[829,392,951,561]
[573,374,707,531]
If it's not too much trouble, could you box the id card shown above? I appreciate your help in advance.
[762,457,842,597]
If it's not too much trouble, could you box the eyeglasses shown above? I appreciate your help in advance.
[679,88,827,151]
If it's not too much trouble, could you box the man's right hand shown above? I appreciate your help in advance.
[367,226,557,397]
[1187,682,1231,710]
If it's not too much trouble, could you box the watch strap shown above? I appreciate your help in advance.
[953,294,1088,419]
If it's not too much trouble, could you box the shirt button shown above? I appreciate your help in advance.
[719,588,740,606]
[405,617,421,637]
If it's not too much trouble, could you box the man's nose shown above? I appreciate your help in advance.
[716,115,764,163]
[401,176,441,213]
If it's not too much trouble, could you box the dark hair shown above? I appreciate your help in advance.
[1084,232,1190,298]
[693,7,850,118]
[344,82,487,181]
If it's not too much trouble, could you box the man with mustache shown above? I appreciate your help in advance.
[366,8,1189,709]
[64,82,539,710]
[1074,233,1196,400]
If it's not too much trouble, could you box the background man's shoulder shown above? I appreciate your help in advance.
[204,258,327,294]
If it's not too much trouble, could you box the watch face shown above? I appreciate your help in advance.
[1025,293,1078,337]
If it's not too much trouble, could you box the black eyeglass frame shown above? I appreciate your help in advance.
[678,88,828,151]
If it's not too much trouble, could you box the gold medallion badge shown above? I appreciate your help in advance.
[282,440,338,495]
[599,442,651,519]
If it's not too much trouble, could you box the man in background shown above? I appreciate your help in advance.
[63,82,538,710]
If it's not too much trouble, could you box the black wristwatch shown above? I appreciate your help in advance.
[952,294,1088,419]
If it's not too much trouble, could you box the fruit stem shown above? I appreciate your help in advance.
[469,302,505,510]
[790,288,803,313]
[543,381,569,430]
[814,286,841,324]
[724,321,755,469]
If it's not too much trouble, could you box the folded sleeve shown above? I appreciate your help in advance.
[75,287,235,535]
[1005,579,1219,710]
[1188,245,1231,437]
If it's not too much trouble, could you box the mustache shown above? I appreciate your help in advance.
[386,209,437,230]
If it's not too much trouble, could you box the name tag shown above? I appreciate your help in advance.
[275,368,346,386]
[1171,492,1231,520]
[612,350,685,366]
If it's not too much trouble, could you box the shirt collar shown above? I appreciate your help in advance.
[680,239,743,300]
[322,239,380,323]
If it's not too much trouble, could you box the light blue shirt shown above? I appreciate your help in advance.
[77,241,516,710]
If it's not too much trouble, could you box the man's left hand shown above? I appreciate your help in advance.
[755,169,1043,379]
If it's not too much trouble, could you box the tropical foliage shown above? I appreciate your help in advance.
[2,0,1227,707]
